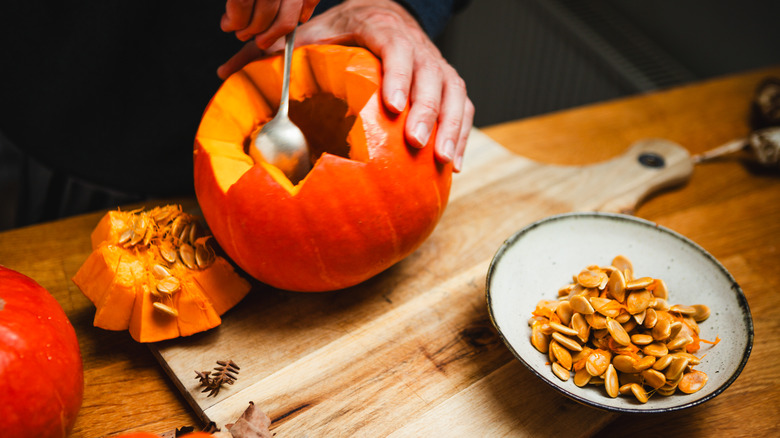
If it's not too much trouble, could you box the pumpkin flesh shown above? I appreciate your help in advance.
[73,205,251,343]
[194,45,451,292]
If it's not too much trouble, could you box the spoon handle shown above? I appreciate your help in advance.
[278,26,296,118]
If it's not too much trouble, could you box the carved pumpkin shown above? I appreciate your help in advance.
[193,45,452,292]
[73,205,251,343]
[0,266,83,437]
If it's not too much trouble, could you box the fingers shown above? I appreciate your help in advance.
[242,0,300,47]
[234,1,283,42]
[217,41,263,80]
[404,60,443,150]
[222,1,320,48]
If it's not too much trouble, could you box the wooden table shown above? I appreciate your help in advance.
[1,66,778,437]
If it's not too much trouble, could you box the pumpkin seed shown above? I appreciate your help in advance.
[629,383,649,403]
[592,297,621,318]
[179,243,197,270]
[152,301,179,317]
[632,309,646,325]
[652,354,674,371]
[615,311,632,324]
[551,331,583,352]
[550,340,573,370]
[626,289,654,314]
[151,264,172,279]
[607,269,626,303]
[611,255,633,278]
[652,319,672,341]
[557,283,576,297]
[551,362,570,381]
[577,269,605,289]
[671,351,701,366]
[670,304,697,315]
[664,356,690,381]
[641,368,667,389]
[692,304,710,322]
[531,322,550,353]
[573,368,592,387]
[666,333,694,351]
[626,277,654,290]
[651,278,669,300]
[642,342,669,357]
[585,313,607,329]
[571,313,590,343]
[606,317,631,346]
[678,370,708,394]
[612,355,637,374]
[586,350,611,377]
[631,333,654,346]
[604,364,619,398]
[643,308,658,329]
[668,321,683,340]
[632,356,656,372]
[621,319,637,333]
[651,298,671,312]
[570,295,595,315]
[195,242,215,269]
[156,276,181,295]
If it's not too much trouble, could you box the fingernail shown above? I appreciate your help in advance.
[454,154,463,172]
[442,139,455,161]
[390,90,406,112]
[413,122,430,147]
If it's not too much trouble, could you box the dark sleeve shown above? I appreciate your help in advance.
[394,0,471,38]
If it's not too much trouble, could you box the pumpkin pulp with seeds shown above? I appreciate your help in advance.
[73,205,251,343]
[194,45,452,292]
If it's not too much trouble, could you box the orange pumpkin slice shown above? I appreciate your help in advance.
[73,205,251,342]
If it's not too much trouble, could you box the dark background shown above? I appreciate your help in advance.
[1,0,779,230]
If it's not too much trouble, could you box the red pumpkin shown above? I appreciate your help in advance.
[0,266,84,437]
[194,45,452,292]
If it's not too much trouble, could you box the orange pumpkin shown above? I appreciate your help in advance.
[193,44,452,292]
[0,266,83,438]
[73,205,251,342]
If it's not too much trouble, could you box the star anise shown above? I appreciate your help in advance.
[195,359,240,397]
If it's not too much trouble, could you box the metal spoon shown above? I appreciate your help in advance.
[250,26,311,183]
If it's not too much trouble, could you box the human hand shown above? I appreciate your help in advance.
[221,0,320,49]
[218,0,473,172]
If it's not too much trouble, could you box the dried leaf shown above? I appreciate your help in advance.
[226,402,273,438]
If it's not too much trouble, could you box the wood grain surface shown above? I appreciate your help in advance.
[0,66,778,437]
[151,132,691,436]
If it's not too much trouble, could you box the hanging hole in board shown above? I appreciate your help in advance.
[638,152,665,168]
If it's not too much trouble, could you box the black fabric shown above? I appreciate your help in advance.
[396,0,470,38]
[0,1,243,196]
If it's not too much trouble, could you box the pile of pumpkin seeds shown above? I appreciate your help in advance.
[529,255,715,403]
[113,205,217,317]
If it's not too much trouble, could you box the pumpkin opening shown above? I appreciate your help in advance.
[244,92,361,185]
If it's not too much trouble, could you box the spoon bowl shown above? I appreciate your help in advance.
[250,27,311,183]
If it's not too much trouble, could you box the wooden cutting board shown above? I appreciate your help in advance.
[151,129,693,436]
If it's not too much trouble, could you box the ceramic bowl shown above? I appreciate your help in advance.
[486,212,753,413]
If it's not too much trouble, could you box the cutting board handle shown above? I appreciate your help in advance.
[593,138,693,214]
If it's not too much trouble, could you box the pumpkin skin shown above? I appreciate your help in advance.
[0,266,84,437]
[194,45,452,292]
